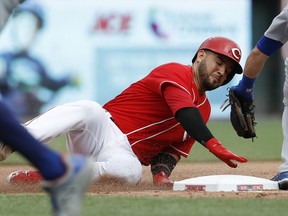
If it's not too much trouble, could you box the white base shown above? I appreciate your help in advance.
[173,175,279,192]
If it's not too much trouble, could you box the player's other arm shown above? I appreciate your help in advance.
[244,3,288,79]
[233,36,281,100]
[245,34,285,79]
[243,46,269,79]
[151,152,180,187]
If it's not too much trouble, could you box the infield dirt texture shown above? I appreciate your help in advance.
[1,161,288,198]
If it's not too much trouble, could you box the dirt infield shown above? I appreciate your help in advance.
[1,161,288,198]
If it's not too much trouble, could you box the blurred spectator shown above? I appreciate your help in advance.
[0,0,79,119]
[0,0,23,31]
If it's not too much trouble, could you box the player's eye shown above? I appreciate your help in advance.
[216,61,222,66]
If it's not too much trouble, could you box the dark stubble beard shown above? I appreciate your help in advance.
[198,59,218,91]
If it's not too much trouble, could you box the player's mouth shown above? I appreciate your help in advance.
[211,75,220,84]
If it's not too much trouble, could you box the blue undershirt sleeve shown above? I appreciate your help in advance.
[256,36,284,56]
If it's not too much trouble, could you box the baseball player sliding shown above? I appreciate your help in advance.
[1,36,247,186]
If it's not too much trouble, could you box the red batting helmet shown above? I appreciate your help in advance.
[192,36,243,85]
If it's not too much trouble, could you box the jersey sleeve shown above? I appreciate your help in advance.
[144,63,199,113]
[256,36,283,56]
[162,83,196,115]
[263,5,288,44]
[145,63,193,94]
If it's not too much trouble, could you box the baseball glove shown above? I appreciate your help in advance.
[221,88,257,140]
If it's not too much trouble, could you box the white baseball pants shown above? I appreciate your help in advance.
[25,100,142,185]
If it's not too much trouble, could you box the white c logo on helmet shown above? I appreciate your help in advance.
[231,48,241,60]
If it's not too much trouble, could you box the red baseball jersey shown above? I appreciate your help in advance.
[103,62,211,165]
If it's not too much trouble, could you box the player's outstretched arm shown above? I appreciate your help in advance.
[176,107,247,167]
[242,47,269,79]
[205,138,247,168]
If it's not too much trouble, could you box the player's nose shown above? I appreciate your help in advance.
[217,66,229,78]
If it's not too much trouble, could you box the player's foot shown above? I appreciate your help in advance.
[0,142,14,161]
[271,171,288,190]
[41,154,94,216]
[7,170,42,183]
[7,170,42,184]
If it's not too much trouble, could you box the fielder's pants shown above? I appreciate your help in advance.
[280,58,288,173]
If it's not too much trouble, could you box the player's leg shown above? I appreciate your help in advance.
[63,101,142,185]
[1,100,98,160]
[6,99,106,182]
[280,59,288,174]
[25,99,120,158]
[271,58,288,189]
[0,101,65,179]
[47,100,142,184]
[5,99,97,181]
[92,133,142,185]
[7,99,142,184]
[25,100,102,144]
[92,155,142,185]
[279,106,288,173]
[0,101,94,215]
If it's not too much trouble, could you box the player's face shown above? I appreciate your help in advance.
[11,12,40,52]
[198,51,235,91]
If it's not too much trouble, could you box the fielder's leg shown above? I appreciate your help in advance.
[279,106,288,173]
[0,101,66,179]
[279,58,288,173]
[272,58,288,189]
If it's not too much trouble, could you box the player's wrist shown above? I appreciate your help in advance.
[151,164,170,176]
[205,138,221,150]
[241,74,256,88]
[233,75,255,100]
[153,171,173,187]
[150,152,177,177]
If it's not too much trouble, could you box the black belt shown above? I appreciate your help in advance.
[104,109,118,126]
[109,116,119,127]
[110,117,116,123]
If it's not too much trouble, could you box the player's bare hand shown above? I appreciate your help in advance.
[153,171,174,188]
[205,138,247,168]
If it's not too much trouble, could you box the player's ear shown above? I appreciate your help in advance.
[195,50,206,63]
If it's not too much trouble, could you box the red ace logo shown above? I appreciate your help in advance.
[92,13,132,34]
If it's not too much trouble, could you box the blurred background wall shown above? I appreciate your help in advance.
[252,0,287,117]
[0,0,287,120]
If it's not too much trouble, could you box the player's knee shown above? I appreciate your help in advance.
[73,100,102,121]
[94,157,142,185]
[119,159,142,185]
[109,158,142,185]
